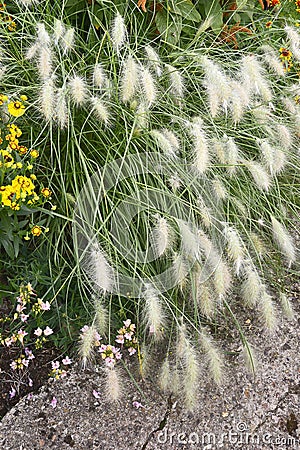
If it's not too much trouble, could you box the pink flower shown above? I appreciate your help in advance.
[128,347,136,356]
[80,325,89,333]
[105,357,115,368]
[10,361,17,370]
[62,356,72,365]
[20,314,29,323]
[92,390,101,399]
[51,361,60,370]
[132,401,144,409]
[123,319,131,328]
[17,329,28,344]
[16,304,25,313]
[27,393,33,400]
[34,327,43,337]
[115,335,124,344]
[9,388,16,399]
[50,397,57,408]
[43,326,53,336]
[99,344,107,353]
[25,348,35,360]
[124,332,132,340]
[41,301,51,311]
[115,352,122,360]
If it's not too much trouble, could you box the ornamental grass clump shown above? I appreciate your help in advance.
[1,3,298,410]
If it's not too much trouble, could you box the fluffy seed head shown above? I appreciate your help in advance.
[140,66,157,107]
[121,55,139,103]
[151,216,173,258]
[244,160,271,191]
[37,46,52,79]
[40,77,55,121]
[261,45,285,77]
[165,64,184,99]
[55,87,69,128]
[94,298,108,334]
[212,178,227,200]
[196,279,215,318]
[111,13,127,54]
[150,129,178,158]
[159,357,171,392]
[190,117,210,174]
[240,55,272,102]
[88,244,114,294]
[135,102,149,130]
[93,64,107,90]
[105,367,122,402]
[61,28,75,53]
[229,80,250,123]
[25,43,39,60]
[200,332,224,385]
[260,286,278,331]
[225,137,239,176]
[224,225,244,275]
[271,216,296,265]
[172,253,189,289]
[37,22,50,47]
[280,293,295,320]
[241,266,261,307]
[53,19,64,44]
[201,57,231,117]
[143,284,166,340]
[69,75,88,106]
[276,124,292,150]
[78,325,97,368]
[90,96,110,125]
[145,45,162,77]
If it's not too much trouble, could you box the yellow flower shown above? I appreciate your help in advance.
[0,94,8,106]
[31,225,42,237]
[20,95,28,101]
[30,149,39,158]
[7,21,16,32]
[16,162,23,169]
[41,187,52,198]
[279,47,292,60]
[7,101,25,117]
[0,150,14,167]
[8,124,22,137]
[30,174,37,180]
[51,205,57,211]
[45,227,49,233]
[24,234,30,241]
[27,164,33,170]
[18,145,28,155]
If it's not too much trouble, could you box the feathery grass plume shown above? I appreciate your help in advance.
[120,54,139,103]
[201,56,231,117]
[279,293,295,320]
[200,331,224,385]
[168,174,182,191]
[242,342,257,374]
[145,45,162,77]
[40,77,55,121]
[170,366,181,395]
[159,357,171,392]
[105,367,122,402]
[0,65,4,80]
[140,66,157,107]
[61,28,75,54]
[212,178,227,200]
[250,232,265,258]
[228,80,250,123]
[165,63,184,99]
[196,280,215,318]
[90,96,110,126]
[212,137,227,164]
[151,216,173,257]
[162,129,180,154]
[17,0,38,5]
[190,117,210,174]
[260,286,278,331]
[89,244,114,294]
[225,136,239,176]
[172,253,189,289]
[223,225,244,275]
[93,63,107,90]
[37,46,52,79]
[251,104,273,125]
[143,284,166,340]
[281,96,297,114]
[55,87,68,128]
[241,266,261,307]
[37,22,50,47]
[240,55,272,102]
[276,124,292,150]
[285,26,300,61]
[150,129,178,158]
[69,75,88,106]
[78,324,97,368]
[270,216,296,265]
[261,45,285,77]
[257,139,275,174]
[53,19,64,44]
[25,43,39,60]
[93,297,108,334]
[272,148,286,174]
[295,113,300,137]
[176,323,200,411]
[178,220,200,259]
[111,12,127,54]
[244,160,271,191]
[135,102,149,130]
[198,196,212,229]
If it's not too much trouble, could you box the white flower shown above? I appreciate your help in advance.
[34,327,43,337]
[44,326,54,336]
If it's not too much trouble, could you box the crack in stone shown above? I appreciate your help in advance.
[141,394,173,450]
[252,382,300,433]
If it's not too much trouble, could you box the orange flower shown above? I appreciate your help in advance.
[137,0,147,12]
[265,21,272,28]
